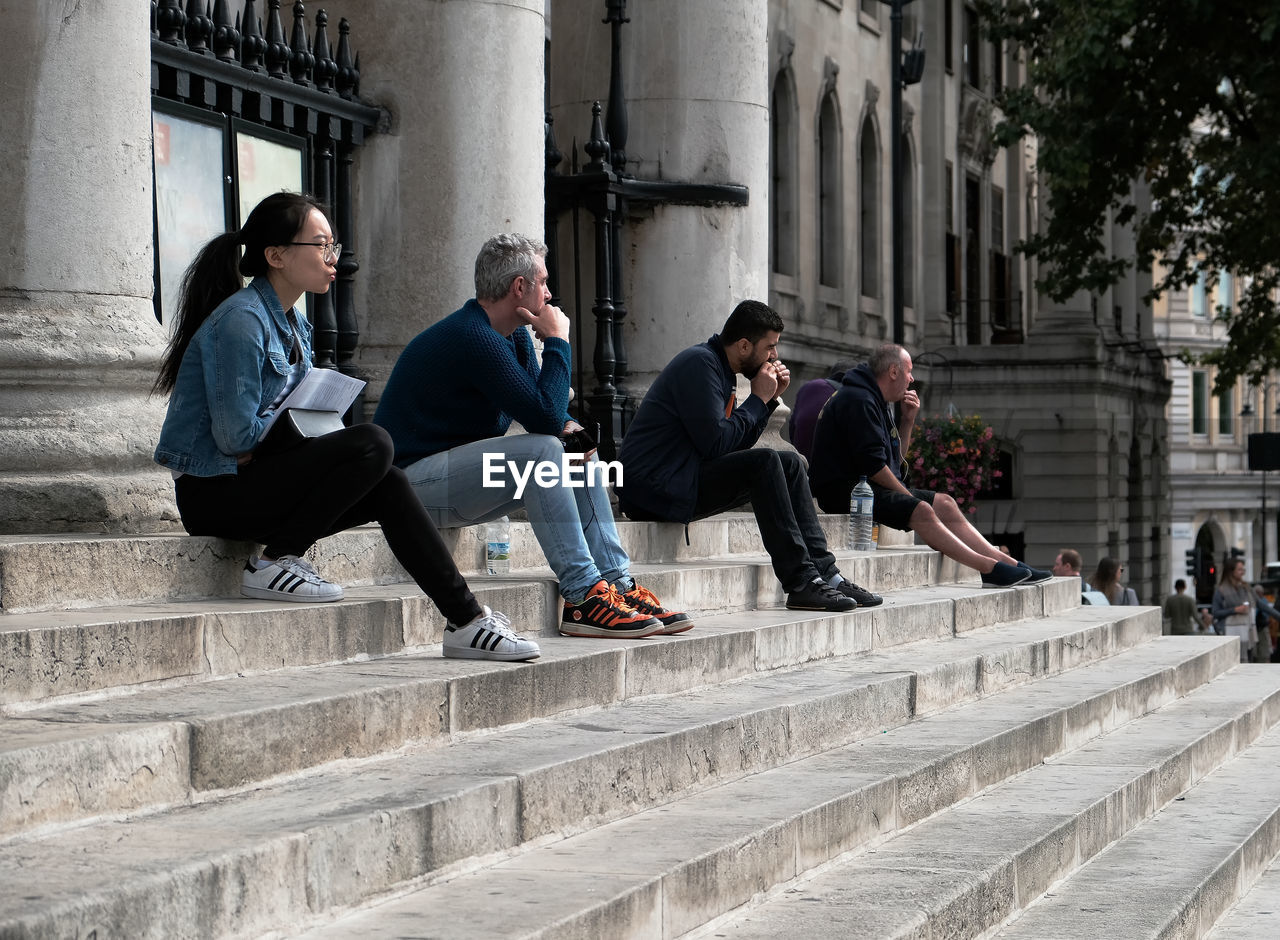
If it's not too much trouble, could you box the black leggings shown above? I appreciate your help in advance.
[175,424,481,625]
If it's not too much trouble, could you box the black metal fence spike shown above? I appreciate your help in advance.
[584,100,611,171]
[265,0,290,80]
[603,0,629,25]
[211,0,240,63]
[184,0,211,55]
[289,1,314,86]
[312,10,336,93]
[241,0,265,71]
[545,112,564,175]
[156,0,184,45]
[151,2,158,35]
[352,51,362,97]
[335,18,356,99]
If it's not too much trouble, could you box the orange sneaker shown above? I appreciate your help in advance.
[561,580,664,638]
[623,583,694,635]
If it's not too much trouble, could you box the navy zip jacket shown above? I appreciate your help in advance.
[807,363,901,513]
[617,334,777,522]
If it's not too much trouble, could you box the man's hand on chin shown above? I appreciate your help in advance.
[901,388,921,420]
[516,303,570,342]
[750,363,779,403]
[770,359,790,398]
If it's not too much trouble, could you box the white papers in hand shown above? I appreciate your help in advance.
[260,368,366,437]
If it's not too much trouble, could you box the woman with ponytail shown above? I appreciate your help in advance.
[153,193,538,662]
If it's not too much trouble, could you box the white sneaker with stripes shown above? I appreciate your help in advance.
[241,555,344,602]
[443,606,540,662]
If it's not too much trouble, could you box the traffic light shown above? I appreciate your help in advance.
[1185,547,1201,577]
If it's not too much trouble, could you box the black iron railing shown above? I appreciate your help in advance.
[150,0,380,380]
[545,0,750,458]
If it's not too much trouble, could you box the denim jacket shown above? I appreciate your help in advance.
[154,277,311,477]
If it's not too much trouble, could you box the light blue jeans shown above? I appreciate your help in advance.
[403,433,630,603]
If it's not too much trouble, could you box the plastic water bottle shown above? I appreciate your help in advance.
[485,516,511,575]
[849,477,875,551]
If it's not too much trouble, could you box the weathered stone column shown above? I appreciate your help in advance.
[0,1,173,533]
[550,0,770,391]
[324,0,547,395]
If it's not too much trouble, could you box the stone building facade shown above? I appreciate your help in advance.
[1,0,1171,600]
[760,0,1170,598]
[1155,268,1277,601]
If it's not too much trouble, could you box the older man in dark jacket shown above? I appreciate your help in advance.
[617,300,880,612]
[808,343,1044,589]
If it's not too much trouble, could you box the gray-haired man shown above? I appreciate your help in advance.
[374,234,688,640]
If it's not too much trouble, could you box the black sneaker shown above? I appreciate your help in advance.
[1017,562,1053,584]
[561,580,665,638]
[834,579,883,607]
[786,577,857,612]
[981,561,1032,588]
[622,583,694,635]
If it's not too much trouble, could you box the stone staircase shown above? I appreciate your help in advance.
[2,516,1278,938]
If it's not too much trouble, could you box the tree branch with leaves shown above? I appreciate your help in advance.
[977,0,1280,391]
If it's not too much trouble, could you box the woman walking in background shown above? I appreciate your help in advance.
[152,192,538,662]
[1089,557,1138,606]
[1212,558,1255,663]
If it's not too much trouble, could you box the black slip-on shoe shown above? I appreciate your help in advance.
[786,578,858,612]
[981,561,1032,588]
[1017,562,1053,584]
[835,579,884,607]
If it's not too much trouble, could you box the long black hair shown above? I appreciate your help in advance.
[153,192,331,395]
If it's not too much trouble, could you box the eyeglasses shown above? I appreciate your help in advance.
[289,241,341,263]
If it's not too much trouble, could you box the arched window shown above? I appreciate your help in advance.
[770,72,798,277]
[818,90,842,288]
[859,114,879,299]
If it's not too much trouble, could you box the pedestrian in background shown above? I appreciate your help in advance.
[1162,579,1197,636]
[1211,558,1255,663]
[1089,557,1138,606]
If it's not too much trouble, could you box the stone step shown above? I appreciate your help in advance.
[0,580,547,707]
[1206,842,1280,939]
[289,638,1251,939]
[0,579,1099,839]
[998,696,1280,940]
[0,615,1193,939]
[695,660,1280,940]
[0,543,987,708]
[0,515,925,615]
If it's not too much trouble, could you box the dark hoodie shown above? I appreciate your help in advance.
[616,334,776,522]
[807,363,901,513]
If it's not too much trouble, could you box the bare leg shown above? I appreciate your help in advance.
[931,493,1017,565]
[907,501,998,573]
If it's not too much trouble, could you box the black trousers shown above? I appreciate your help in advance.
[174,424,481,626]
[693,448,837,592]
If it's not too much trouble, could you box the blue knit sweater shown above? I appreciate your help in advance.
[373,299,573,467]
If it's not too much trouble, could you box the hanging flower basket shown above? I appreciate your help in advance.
[910,414,1002,514]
